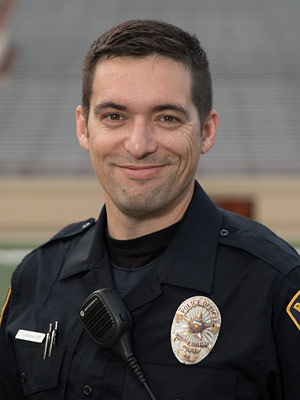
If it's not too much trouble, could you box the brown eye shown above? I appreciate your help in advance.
[161,116,178,123]
[108,113,123,121]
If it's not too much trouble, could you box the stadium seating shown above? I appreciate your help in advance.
[0,0,299,174]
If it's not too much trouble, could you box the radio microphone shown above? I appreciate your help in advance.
[79,288,157,400]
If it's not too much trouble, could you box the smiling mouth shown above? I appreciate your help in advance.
[118,164,165,179]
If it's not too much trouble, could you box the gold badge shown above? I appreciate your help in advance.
[171,296,221,365]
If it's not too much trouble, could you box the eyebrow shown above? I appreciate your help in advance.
[93,101,129,116]
[151,104,191,121]
[93,101,190,120]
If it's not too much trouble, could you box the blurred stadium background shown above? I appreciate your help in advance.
[0,0,299,305]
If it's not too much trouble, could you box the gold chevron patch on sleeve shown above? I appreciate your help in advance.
[0,286,11,328]
[286,289,300,332]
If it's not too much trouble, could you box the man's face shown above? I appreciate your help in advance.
[76,55,217,219]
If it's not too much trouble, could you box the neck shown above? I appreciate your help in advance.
[105,185,194,240]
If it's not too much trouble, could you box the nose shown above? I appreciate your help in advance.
[124,118,157,159]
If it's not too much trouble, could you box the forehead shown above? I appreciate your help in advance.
[90,55,194,108]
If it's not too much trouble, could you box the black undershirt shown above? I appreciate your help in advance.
[105,221,181,270]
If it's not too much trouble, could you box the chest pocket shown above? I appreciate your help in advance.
[13,325,83,399]
[122,363,237,400]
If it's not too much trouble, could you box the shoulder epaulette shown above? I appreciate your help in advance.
[48,218,96,242]
[16,218,96,265]
[218,209,300,275]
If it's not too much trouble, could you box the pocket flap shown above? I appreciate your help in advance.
[14,339,65,396]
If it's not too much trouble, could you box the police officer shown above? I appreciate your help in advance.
[0,20,300,399]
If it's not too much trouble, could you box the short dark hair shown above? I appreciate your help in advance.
[81,19,213,127]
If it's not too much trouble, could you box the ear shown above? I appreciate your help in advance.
[76,105,89,151]
[200,109,218,154]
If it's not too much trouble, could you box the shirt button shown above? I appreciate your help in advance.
[220,229,229,237]
[83,384,93,396]
[21,371,26,384]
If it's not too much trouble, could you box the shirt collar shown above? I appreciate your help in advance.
[59,206,107,280]
[59,181,222,294]
[159,181,221,293]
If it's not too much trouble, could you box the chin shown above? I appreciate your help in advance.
[114,191,171,217]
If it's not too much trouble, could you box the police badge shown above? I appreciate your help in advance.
[171,296,221,365]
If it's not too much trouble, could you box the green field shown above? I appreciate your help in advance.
[0,264,15,307]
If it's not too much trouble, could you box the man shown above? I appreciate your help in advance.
[0,19,299,399]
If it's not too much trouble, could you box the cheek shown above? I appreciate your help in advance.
[88,132,118,160]
[172,132,201,168]
[87,140,107,171]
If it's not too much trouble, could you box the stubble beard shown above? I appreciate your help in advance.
[104,172,190,219]
[109,180,175,218]
[100,154,183,218]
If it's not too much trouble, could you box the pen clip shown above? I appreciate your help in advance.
[48,321,58,358]
[43,323,52,360]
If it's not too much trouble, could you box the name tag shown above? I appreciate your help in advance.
[15,329,46,343]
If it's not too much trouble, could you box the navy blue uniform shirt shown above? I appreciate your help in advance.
[0,182,300,399]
